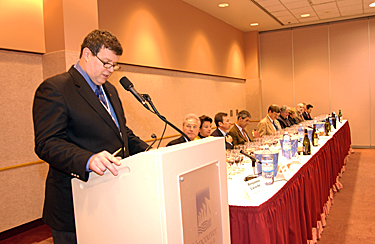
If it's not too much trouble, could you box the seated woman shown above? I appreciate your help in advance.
[288,108,299,125]
[197,115,212,139]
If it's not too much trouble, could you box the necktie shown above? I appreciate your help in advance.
[273,120,279,131]
[242,130,248,141]
[95,85,108,109]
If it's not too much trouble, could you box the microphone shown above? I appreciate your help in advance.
[145,134,157,152]
[240,150,261,167]
[120,76,150,109]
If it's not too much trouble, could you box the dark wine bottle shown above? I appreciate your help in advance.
[324,116,330,136]
[313,124,319,147]
[303,129,311,155]
[331,112,336,129]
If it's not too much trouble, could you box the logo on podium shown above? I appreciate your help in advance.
[196,187,212,235]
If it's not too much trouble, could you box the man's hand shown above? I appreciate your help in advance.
[226,134,233,143]
[89,151,121,176]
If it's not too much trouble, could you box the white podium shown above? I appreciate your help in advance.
[72,137,231,244]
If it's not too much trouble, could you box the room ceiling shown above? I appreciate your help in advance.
[182,0,375,32]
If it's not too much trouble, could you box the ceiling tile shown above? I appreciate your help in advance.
[289,6,316,15]
[339,4,363,12]
[257,0,283,7]
[310,0,336,5]
[267,5,289,12]
[318,12,341,19]
[284,1,312,9]
[313,2,338,11]
[272,10,294,17]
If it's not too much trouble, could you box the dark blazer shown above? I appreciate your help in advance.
[210,128,233,149]
[277,116,292,129]
[228,125,251,145]
[303,111,312,120]
[33,66,148,232]
[166,136,187,147]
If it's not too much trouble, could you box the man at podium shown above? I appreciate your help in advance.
[33,30,148,244]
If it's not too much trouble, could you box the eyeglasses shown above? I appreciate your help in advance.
[94,55,121,71]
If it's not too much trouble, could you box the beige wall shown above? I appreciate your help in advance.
[98,0,246,79]
[0,0,45,53]
[259,17,375,147]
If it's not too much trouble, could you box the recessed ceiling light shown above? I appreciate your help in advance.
[370,2,375,7]
[218,3,229,8]
[301,13,310,18]
[250,23,259,26]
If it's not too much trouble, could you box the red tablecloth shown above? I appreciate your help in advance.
[229,121,351,244]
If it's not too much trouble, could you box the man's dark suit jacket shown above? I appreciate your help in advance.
[277,116,292,129]
[166,136,186,147]
[210,128,233,149]
[303,111,312,120]
[33,66,148,232]
[228,125,251,145]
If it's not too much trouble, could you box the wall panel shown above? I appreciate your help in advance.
[0,50,46,232]
[259,30,294,117]
[98,0,246,79]
[329,19,370,147]
[370,18,375,147]
[293,25,330,117]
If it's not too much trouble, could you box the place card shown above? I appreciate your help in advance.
[244,176,264,198]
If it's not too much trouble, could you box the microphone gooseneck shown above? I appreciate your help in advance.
[145,134,157,152]
[119,76,191,142]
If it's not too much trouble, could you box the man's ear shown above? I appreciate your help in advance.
[82,47,91,61]
[218,121,223,127]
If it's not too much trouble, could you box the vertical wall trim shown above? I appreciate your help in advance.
[368,19,372,146]
[328,25,332,112]
[291,30,296,107]
[258,33,264,116]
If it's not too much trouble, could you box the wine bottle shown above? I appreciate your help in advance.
[313,124,319,147]
[338,110,342,122]
[324,116,330,136]
[331,112,337,129]
[303,129,311,155]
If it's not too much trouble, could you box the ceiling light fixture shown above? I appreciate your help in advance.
[218,3,229,8]
[250,23,259,26]
[301,14,310,17]
[370,2,375,7]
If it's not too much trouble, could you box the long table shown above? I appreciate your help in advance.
[229,121,351,244]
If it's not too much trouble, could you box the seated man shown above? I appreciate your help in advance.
[277,105,292,129]
[288,108,299,125]
[303,104,313,120]
[166,113,200,146]
[295,103,305,123]
[228,110,252,146]
[257,104,282,137]
[211,112,233,149]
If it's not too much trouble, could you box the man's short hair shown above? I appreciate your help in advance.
[80,29,123,58]
[183,113,200,127]
[214,112,227,127]
[280,105,289,113]
[289,108,296,115]
[268,104,280,113]
[237,110,251,120]
[199,115,212,129]
[306,104,313,110]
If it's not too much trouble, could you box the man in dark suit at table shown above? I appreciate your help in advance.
[303,104,313,120]
[211,112,233,149]
[277,105,292,129]
[228,110,252,146]
[166,113,200,146]
[33,30,149,244]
